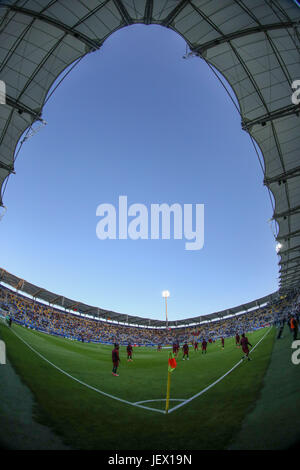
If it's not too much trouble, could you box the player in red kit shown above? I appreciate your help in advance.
[173,342,180,357]
[112,343,120,376]
[235,333,240,348]
[221,337,225,349]
[201,339,207,354]
[241,333,252,361]
[127,343,133,361]
[194,341,198,352]
[182,342,189,360]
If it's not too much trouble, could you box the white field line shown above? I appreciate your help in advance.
[134,399,185,405]
[9,325,272,416]
[167,327,272,414]
[10,328,165,415]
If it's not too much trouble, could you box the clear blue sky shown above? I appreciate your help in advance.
[0,24,279,321]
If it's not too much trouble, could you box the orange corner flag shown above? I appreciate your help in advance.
[168,352,177,373]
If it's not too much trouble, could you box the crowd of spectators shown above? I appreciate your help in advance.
[272,290,300,339]
[0,284,298,346]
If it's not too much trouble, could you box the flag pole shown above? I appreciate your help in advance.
[165,369,171,414]
[162,291,171,413]
[162,290,170,330]
[165,351,177,414]
[165,296,168,329]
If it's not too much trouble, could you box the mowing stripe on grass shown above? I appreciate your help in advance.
[167,327,272,414]
[9,325,271,415]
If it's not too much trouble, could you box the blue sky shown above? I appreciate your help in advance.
[0,24,279,321]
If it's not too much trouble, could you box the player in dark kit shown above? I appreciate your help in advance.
[127,343,133,361]
[194,341,198,352]
[235,333,240,348]
[183,342,189,360]
[221,337,225,349]
[241,333,252,361]
[112,343,120,376]
[201,339,207,354]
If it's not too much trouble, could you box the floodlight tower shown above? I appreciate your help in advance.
[162,290,170,329]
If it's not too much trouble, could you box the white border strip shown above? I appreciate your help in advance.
[7,325,272,415]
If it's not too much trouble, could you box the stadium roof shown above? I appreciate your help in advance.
[0,1,300,290]
[0,267,278,327]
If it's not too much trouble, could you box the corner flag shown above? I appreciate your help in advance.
[166,353,177,414]
[168,353,177,372]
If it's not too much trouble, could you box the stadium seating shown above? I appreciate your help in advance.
[0,284,298,346]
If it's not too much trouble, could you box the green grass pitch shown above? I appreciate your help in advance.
[0,322,275,450]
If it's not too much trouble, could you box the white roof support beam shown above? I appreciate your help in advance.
[264,166,300,186]
[193,21,300,55]
[277,229,300,242]
[144,0,153,25]
[5,95,42,121]
[242,104,300,131]
[4,4,102,51]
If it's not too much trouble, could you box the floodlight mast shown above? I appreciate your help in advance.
[162,290,170,329]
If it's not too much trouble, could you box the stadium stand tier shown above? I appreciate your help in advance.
[0,268,281,327]
[1,282,299,346]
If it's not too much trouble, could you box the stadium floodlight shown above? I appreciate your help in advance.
[276,243,283,254]
[162,290,170,328]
